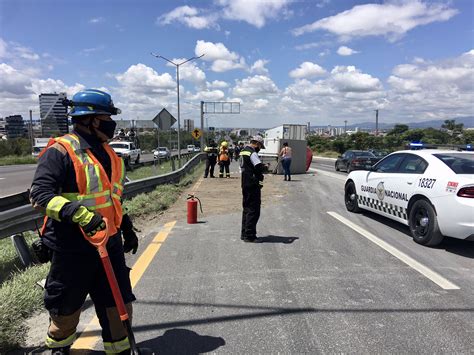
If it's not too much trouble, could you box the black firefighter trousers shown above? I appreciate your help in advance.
[204,157,217,177]
[241,186,261,240]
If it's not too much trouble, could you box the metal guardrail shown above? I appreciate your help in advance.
[0,153,205,239]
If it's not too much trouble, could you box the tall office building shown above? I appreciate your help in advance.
[0,115,26,139]
[39,92,68,137]
[183,119,194,132]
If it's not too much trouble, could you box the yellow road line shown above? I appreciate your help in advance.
[71,220,177,351]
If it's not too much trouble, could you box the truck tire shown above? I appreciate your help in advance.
[135,155,140,164]
[408,199,444,246]
[335,162,340,171]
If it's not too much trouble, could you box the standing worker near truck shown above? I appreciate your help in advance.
[239,136,265,243]
[29,89,139,354]
[203,139,218,178]
[218,141,231,178]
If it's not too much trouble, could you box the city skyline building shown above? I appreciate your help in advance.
[183,119,194,132]
[39,92,68,137]
[0,115,26,139]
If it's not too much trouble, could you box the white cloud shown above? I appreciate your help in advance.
[319,49,330,57]
[207,80,229,89]
[253,98,269,108]
[89,17,105,24]
[232,75,278,96]
[0,38,7,58]
[166,59,206,85]
[218,0,291,28]
[115,64,175,93]
[250,59,269,74]
[157,6,219,30]
[79,46,105,56]
[337,46,359,56]
[294,42,320,51]
[289,62,326,79]
[28,79,85,98]
[195,40,247,72]
[0,63,33,96]
[187,89,225,101]
[330,65,383,92]
[292,1,458,41]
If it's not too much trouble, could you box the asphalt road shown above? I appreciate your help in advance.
[30,160,470,354]
[0,151,191,197]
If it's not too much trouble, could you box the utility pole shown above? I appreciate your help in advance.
[375,109,379,136]
[29,110,34,152]
[200,101,204,150]
[151,52,204,159]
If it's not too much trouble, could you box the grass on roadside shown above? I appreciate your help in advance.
[0,155,37,166]
[126,160,174,180]
[314,150,340,158]
[0,233,49,352]
[0,162,203,352]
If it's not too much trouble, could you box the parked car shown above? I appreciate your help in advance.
[193,146,201,152]
[109,141,141,166]
[344,149,474,246]
[187,144,195,152]
[154,147,171,160]
[335,150,380,173]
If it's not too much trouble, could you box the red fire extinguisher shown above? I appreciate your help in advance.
[187,194,203,224]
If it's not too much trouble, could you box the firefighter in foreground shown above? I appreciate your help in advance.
[239,136,265,242]
[218,141,231,178]
[203,140,218,178]
[30,89,139,354]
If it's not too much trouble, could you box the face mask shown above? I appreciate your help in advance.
[95,119,117,139]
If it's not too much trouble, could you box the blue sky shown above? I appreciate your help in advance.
[0,0,473,128]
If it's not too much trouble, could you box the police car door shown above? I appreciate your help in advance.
[392,153,429,224]
[363,153,406,220]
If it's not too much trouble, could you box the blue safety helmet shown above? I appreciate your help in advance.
[65,89,121,117]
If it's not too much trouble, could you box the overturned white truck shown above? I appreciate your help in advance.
[259,124,309,175]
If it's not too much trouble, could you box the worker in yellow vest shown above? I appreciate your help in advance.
[30,89,138,354]
[218,141,231,178]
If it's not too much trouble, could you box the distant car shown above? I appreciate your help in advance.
[335,150,380,173]
[344,150,474,246]
[154,147,171,160]
[193,146,201,152]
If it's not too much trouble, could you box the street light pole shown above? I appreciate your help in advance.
[151,52,204,159]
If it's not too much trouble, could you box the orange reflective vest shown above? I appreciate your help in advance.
[219,148,229,162]
[41,133,125,236]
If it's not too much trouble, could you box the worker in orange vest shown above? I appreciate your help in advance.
[218,141,231,178]
[30,89,138,354]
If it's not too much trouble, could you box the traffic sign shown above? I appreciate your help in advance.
[153,108,177,130]
[191,128,202,140]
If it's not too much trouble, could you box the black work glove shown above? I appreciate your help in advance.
[123,229,138,254]
[82,212,106,237]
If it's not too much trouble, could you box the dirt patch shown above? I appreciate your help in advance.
[135,165,286,235]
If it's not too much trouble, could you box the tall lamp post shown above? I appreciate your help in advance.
[151,52,204,159]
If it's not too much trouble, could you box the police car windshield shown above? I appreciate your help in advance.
[109,143,129,149]
[434,153,474,174]
[158,147,167,151]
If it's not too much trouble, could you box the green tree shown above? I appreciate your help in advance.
[387,124,409,136]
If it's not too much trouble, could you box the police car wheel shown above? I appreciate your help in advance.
[408,199,444,246]
[335,162,340,171]
[344,181,360,213]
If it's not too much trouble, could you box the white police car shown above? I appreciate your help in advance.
[344,149,474,246]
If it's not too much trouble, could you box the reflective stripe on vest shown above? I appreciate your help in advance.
[54,134,124,236]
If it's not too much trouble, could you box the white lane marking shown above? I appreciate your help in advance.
[308,168,345,182]
[327,211,460,290]
[0,177,4,180]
